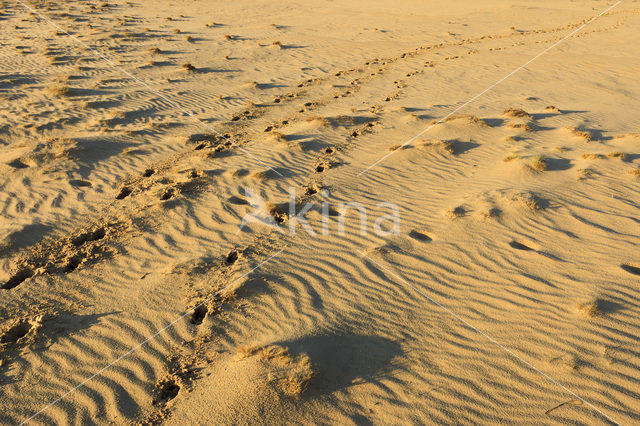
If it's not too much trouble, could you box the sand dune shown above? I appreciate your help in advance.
[1,0,639,424]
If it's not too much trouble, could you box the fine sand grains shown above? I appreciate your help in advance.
[0,1,639,425]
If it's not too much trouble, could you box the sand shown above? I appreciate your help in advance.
[1,0,639,424]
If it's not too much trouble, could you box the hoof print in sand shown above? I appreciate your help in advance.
[71,228,106,247]
[0,316,41,345]
[115,187,132,200]
[160,188,174,201]
[226,250,239,264]
[190,304,207,325]
[152,377,181,405]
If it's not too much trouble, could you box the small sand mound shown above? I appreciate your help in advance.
[241,81,260,89]
[575,299,605,318]
[581,153,604,160]
[567,127,592,141]
[502,108,531,118]
[182,63,197,72]
[303,116,329,128]
[607,151,626,160]
[237,345,314,397]
[509,191,547,211]
[268,131,288,143]
[530,155,547,172]
[507,123,532,132]
[8,138,77,169]
[47,85,72,97]
[417,139,454,154]
[442,114,488,127]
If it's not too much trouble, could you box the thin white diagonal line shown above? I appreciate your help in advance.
[357,0,622,176]
[14,0,283,176]
[358,250,619,425]
[19,248,284,425]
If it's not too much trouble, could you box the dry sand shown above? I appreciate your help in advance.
[1,0,640,424]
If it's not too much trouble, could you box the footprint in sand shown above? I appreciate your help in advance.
[115,187,132,200]
[71,228,106,247]
[152,377,181,405]
[191,305,207,325]
[64,255,83,272]
[226,250,239,264]
[2,269,34,290]
[160,188,174,200]
[0,317,40,344]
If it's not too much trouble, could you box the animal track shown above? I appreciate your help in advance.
[2,7,637,425]
[0,318,38,344]
[2,269,34,290]
[2,222,121,290]
[65,256,83,272]
[152,377,180,405]
[226,250,239,264]
[160,188,174,200]
[315,159,338,173]
[71,228,106,247]
[190,304,207,325]
[116,187,132,200]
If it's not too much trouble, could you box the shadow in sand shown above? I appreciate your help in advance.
[450,140,480,155]
[622,153,640,162]
[0,223,54,257]
[275,333,403,393]
[621,264,640,276]
[531,110,587,120]
[71,136,139,178]
[595,299,625,314]
[0,311,117,384]
[237,274,325,310]
[195,67,241,74]
[327,115,377,127]
[545,157,573,171]
[482,118,505,127]
[0,74,37,89]
[66,88,115,97]
[141,61,176,68]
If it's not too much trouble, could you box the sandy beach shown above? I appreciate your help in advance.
[1,0,639,424]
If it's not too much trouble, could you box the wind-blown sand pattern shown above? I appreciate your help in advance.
[1,0,639,424]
